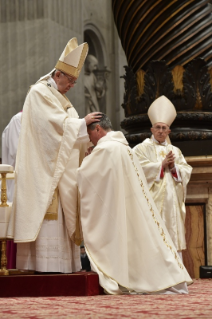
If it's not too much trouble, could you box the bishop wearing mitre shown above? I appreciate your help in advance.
[133,96,192,260]
[7,38,101,273]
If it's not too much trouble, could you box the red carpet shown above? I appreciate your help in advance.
[0,279,212,318]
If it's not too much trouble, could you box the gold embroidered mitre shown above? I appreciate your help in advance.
[148,95,177,126]
[55,37,89,78]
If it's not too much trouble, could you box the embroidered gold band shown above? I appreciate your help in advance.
[55,61,79,78]
[55,44,88,78]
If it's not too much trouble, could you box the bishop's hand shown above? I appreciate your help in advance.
[162,151,175,169]
[84,112,102,126]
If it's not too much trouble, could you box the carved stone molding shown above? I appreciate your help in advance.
[121,59,212,118]
[122,112,212,128]
[125,131,212,146]
[120,59,212,144]
[122,112,212,143]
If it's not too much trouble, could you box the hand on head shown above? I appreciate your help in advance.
[162,151,175,169]
[86,113,112,146]
[84,112,102,126]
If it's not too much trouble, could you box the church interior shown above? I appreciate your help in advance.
[0,0,212,318]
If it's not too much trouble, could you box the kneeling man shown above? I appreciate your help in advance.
[77,114,192,295]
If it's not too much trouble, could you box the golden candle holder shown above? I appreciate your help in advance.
[0,165,14,276]
[0,172,9,207]
[0,165,34,276]
[0,239,9,275]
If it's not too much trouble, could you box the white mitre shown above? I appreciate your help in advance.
[148,95,177,126]
[38,38,89,82]
[55,37,88,79]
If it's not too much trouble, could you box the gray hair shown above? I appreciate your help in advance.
[88,113,113,131]
[51,69,61,77]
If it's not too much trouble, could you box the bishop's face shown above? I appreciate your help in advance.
[150,122,171,143]
[54,71,77,94]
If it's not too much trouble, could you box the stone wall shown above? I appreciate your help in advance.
[0,0,127,157]
[83,0,127,130]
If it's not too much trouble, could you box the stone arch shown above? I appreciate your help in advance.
[84,23,107,68]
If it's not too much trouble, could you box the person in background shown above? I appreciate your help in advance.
[1,111,22,269]
[2,112,22,201]
[80,246,91,271]
[133,96,192,262]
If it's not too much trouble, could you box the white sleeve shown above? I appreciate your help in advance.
[77,119,89,143]
[170,164,182,182]
[2,127,9,164]
[2,113,22,166]
[155,165,163,182]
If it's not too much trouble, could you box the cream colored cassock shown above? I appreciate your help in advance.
[133,137,192,251]
[77,131,192,294]
[7,77,89,273]
[1,112,22,202]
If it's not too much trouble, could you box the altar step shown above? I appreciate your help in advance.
[0,271,103,297]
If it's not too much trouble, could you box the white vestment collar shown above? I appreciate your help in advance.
[152,135,167,146]
[97,131,129,146]
[47,77,58,90]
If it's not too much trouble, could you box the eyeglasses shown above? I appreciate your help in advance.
[153,125,169,131]
[61,72,77,85]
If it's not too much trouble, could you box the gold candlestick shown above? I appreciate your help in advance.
[0,172,9,207]
[0,239,9,275]
[0,167,13,275]
[0,167,34,276]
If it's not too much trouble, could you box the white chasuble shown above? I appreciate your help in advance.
[77,131,192,294]
[133,138,192,251]
[7,80,89,273]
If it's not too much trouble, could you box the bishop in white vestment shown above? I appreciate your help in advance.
[7,38,101,273]
[133,96,192,256]
[77,114,192,295]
